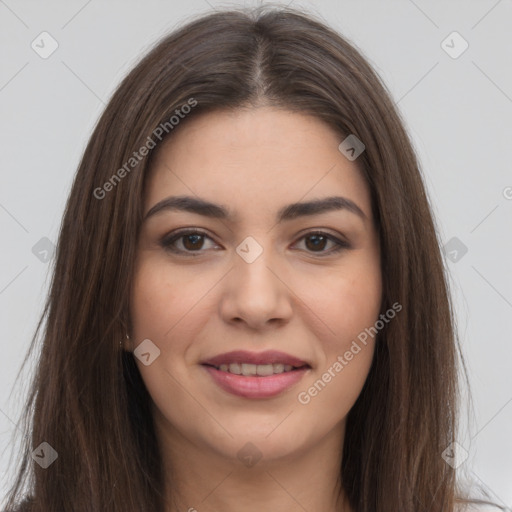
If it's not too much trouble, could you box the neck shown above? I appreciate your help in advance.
[156,416,352,512]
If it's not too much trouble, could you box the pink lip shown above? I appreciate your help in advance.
[203,365,310,399]
[201,350,309,367]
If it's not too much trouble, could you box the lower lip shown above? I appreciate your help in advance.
[202,365,309,399]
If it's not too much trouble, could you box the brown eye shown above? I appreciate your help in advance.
[160,229,350,257]
[160,229,219,255]
[182,233,205,250]
[294,231,350,256]
[304,234,328,251]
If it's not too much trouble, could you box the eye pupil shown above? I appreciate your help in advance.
[183,234,204,250]
[163,230,345,257]
[305,234,327,251]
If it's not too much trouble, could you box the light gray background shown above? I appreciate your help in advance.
[1,0,511,507]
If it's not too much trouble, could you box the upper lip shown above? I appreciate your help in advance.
[201,350,311,368]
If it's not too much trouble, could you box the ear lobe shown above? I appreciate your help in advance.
[121,333,131,351]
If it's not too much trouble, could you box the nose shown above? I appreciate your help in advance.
[218,244,293,331]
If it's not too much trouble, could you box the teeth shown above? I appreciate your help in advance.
[228,362,242,374]
[256,364,274,376]
[216,363,300,376]
[241,363,257,376]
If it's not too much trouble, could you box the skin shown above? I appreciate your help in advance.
[128,107,382,512]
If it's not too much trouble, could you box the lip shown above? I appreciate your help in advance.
[201,350,310,367]
[203,365,310,399]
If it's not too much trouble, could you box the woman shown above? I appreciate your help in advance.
[3,5,504,512]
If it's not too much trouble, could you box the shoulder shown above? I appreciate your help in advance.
[2,498,34,512]
[455,502,505,512]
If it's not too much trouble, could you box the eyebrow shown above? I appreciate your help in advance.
[144,195,367,223]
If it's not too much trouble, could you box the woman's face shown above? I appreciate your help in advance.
[130,107,382,467]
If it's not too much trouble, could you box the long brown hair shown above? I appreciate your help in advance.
[3,5,498,511]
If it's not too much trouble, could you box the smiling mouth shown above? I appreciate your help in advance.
[203,362,309,376]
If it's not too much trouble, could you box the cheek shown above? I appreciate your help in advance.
[129,255,224,398]
[129,258,206,410]
[335,266,382,342]
[293,253,381,410]
[130,256,210,343]
[296,275,381,418]
[130,263,175,341]
[293,254,382,348]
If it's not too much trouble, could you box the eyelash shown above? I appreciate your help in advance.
[159,228,350,257]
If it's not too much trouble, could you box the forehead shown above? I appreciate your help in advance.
[145,107,372,221]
